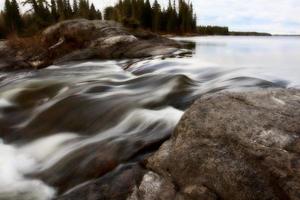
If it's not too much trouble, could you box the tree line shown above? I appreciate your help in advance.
[197,26,271,36]
[198,26,229,35]
[0,0,197,38]
[0,0,102,37]
[103,0,197,33]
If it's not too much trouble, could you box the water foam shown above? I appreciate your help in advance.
[0,134,78,200]
[0,139,56,200]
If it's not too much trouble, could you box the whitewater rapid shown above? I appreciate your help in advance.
[0,36,299,199]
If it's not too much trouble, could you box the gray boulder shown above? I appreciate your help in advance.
[133,89,300,200]
[42,19,180,63]
[0,19,181,70]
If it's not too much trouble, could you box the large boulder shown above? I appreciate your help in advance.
[0,19,181,71]
[132,89,300,200]
[42,19,180,63]
[42,19,128,45]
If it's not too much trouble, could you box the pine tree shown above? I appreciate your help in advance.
[64,0,72,18]
[50,0,58,21]
[79,0,89,18]
[56,0,65,20]
[4,0,13,31]
[4,0,23,33]
[0,12,6,38]
[152,0,161,32]
[73,0,78,16]
[11,0,23,32]
[141,0,152,28]
[88,3,96,20]
[166,0,176,32]
[96,9,102,20]
[104,6,114,20]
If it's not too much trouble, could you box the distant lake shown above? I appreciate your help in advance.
[174,36,300,88]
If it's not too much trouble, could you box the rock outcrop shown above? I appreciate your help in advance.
[132,89,300,200]
[0,19,180,71]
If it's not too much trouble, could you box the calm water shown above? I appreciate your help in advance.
[0,36,299,199]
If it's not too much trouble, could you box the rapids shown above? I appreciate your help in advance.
[0,36,299,199]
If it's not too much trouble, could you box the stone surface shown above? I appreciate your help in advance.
[56,164,146,200]
[43,19,180,62]
[134,89,300,200]
[127,171,177,200]
[0,19,181,70]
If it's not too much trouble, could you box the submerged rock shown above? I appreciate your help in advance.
[132,89,300,200]
[56,164,146,200]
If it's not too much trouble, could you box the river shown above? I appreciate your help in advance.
[0,36,299,199]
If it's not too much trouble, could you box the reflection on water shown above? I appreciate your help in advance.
[173,36,300,88]
[0,36,299,199]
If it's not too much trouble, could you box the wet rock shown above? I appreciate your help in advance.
[136,89,300,200]
[53,48,99,64]
[56,164,146,200]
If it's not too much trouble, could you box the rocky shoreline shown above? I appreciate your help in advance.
[0,19,181,71]
[55,88,300,200]
[1,19,299,200]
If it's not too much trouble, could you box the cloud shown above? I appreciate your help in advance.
[192,0,300,34]
[1,0,299,34]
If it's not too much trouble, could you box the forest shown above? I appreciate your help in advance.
[0,0,102,38]
[103,0,197,33]
[0,0,197,38]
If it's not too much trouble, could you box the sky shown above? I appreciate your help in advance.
[1,0,299,34]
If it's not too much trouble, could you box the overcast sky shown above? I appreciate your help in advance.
[1,0,299,34]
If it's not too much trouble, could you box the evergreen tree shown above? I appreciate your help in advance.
[56,0,65,20]
[104,7,113,20]
[96,9,102,20]
[88,3,97,20]
[1,0,198,38]
[64,0,72,18]
[73,0,78,16]
[11,0,23,32]
[50,0,58,21]
[166,0,176,32]
[79,0,89,18]
[141,0,152,28]
[4,0,13,31]
[0,12,6,38]
[152,0,161,32]
[4,0,23,33]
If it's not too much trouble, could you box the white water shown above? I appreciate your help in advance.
[0,139,56,200]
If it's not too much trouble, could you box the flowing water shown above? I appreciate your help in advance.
[0,36,299,199]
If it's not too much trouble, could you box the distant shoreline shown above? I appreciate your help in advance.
[168,32,300,37]
[272,34,300,37]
